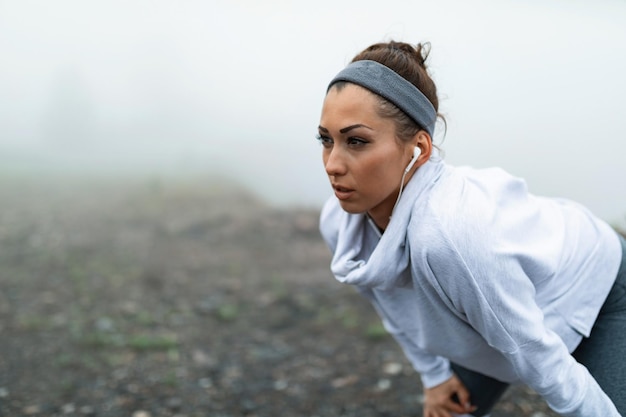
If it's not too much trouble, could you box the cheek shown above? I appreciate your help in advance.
[357,155,401,189]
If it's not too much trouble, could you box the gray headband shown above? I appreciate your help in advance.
[327,60,436,137]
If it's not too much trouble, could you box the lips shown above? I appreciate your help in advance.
[332,184,354,200]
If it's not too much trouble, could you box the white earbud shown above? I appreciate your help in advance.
[404,146,422,173]
[392,146,422,217]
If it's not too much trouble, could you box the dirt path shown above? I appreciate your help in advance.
[0,175,560,416]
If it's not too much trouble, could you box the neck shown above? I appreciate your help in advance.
[367,210,389,232]
[368,167,416,230]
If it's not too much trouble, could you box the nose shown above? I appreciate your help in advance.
[324,147,347,177]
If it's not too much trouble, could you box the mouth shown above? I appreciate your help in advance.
[332,184,354,200]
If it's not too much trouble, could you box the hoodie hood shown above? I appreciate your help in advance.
[320,154,446,289]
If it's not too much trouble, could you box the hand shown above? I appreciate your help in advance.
[423,374,477,417]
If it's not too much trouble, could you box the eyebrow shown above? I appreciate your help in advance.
[317,124,373,134]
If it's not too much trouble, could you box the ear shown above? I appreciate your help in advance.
[414,130,432,165]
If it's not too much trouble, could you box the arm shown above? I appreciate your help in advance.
[429,230,620,416]
[320,198,453,387]
[380,304,477,417]
[383,317,453,388]
[358,286,453,388]
[410,175,622,416]
[369,291,477,417]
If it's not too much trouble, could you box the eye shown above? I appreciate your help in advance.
[316,134,333,148]
[347,137,368,147]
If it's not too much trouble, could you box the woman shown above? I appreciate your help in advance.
[317,41,626,417]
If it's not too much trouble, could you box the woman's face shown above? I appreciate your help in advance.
[318,83,414,224]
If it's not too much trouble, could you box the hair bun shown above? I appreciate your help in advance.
[350,39,440,117]
[385,41,430,70]
[413,42,431,69]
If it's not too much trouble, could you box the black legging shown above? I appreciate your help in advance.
[571,233,626,415]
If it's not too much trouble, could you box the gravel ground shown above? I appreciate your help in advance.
[0,174,585,416]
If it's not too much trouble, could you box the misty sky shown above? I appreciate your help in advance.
[1,0,625,226]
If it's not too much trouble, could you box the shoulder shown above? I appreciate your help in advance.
[407,166,531,265]
[425,166,531,235]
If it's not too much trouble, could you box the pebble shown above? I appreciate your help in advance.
[23,405,41,415]
[96,316,115,332]
[273,379,288,391]
[120,301,139,315]
[80,405,96,415]
[331,374,358,388]
[132,411,151,417]
[198,378,213,389]
[376,378,392,391]
[0,387,8,398]
[382,362,403,375]
[191,349,216,368]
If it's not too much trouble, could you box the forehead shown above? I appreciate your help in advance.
[320,83,381,124]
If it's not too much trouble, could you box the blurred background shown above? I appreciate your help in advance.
[1,1,625,416]
[1,0,625,226]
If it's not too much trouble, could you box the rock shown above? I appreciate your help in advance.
[382,362,403,375]
[331,374,359,388]
[191,349,216,368]
[96,316,115,332]
[132,411,151,417]
[376,378,392,391]
[23,405,41,415]
[80,405,96,415]
[273,379,288,391]
[198,378,213,389]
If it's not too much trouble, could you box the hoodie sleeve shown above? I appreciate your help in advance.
[358,287,453,389]
[452,253,617,415]
[416,166,622,416]
[428,223,620,416]
[319,198,453,389]
[384,320,453,388]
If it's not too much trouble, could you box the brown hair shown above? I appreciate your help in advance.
[334,41,445,144]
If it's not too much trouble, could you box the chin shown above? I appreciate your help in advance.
[337,200,367,214]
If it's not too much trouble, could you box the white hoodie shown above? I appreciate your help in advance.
[319,154,623,417]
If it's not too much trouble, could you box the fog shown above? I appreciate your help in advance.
[1,0,625,227]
